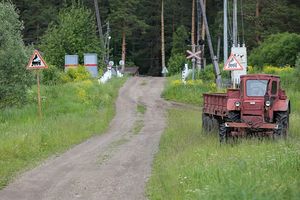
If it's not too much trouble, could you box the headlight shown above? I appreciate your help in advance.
[235,101,241,107]
[265,101,271,107]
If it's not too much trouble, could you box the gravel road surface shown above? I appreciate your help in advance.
[0,77,167,200]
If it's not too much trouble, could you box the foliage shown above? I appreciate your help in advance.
[162,75,219,105]
[153,51,300,199]
[0,78,126,188]
[0,2,33,108]
[42,65,63,85]
[12,0,300,75]
[248,65,299,92]
[149,65,300,199]
[167,54,187,75]
[39,3,102,69]
[60,65,91,83]
[249,33,300,67]
[147,108,300,200]
[170,25,189,55]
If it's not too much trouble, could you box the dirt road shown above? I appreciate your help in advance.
[0,77,167,200]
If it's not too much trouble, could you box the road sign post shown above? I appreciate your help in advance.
[186,47,202,80]
[26,50,48,119]
[224,45,247,88]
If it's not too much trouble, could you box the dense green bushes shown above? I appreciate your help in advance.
[167,26,189,75]
[249,33,300,67]
[40,3,102,69]
[0,2,33,108]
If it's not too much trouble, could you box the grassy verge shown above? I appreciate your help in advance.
[0,78,125,188]
[162,75,219,106]
[147,109,300,200]
[149,69,300,199]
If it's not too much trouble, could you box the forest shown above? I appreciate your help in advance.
[0,0,299,108]
[12,0,300,75]
[0,1,300,197]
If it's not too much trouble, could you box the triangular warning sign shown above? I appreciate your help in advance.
[27,50,48,70]
[224,53,243,71]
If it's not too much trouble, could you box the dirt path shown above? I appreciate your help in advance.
[0,77,167,200]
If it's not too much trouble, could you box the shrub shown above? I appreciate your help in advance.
[249,32,300,67]
[0,2,33,108]
[42,65,63,85]
[171,26,189,55]
[60,65,91,83]
[40,3,102,69]
[167,53,188,75]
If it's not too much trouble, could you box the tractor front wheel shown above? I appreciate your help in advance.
[219,122,228,143]
[274,111,289,139]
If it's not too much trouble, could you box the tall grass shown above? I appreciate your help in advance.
[147,109,300,200]
[0,78,125,188]
[162,75,219,105]
[149,66,300,199]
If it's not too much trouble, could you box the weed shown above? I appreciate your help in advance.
[137,103,147,115]
[147,109,300,200]
[0,78,126,188]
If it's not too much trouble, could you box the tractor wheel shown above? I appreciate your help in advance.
[211,117,219,132]
[207,116,213,132]
[202,113,208,131]
[274,111,289,139]
[219,122,228,143]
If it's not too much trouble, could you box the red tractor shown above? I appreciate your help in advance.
[202,74,290,142]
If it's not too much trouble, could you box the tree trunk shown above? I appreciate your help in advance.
[201,0,206,41]
[161,0,166,74]
[192,0,195,46]
[201,0,206,70]
[94,0,104,44]
[255,0,261,44]
[121,31,126,72]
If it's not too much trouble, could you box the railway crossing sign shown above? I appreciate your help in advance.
[186,50,201,60]
[224,53,244,71]
[27,50,48,69]
[26,50,49,119]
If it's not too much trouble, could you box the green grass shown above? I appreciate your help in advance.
[149,72,300,199]
[147,109,300,200]
[162,75,219,106]
[0,78,126,188]
[137,103,147,114]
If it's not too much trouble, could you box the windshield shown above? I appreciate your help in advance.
[246,80,268,97]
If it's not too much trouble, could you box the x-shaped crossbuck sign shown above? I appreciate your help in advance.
[186,50,202,60]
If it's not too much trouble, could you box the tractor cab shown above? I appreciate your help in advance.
[239,74,282,124]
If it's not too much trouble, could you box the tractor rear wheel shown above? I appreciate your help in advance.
[219,122,228,143]
[274,111,289,138]
[202,113,208,131]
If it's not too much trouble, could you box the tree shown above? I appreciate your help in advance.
[0,2,32,108]
[167,26,189,75]
[170,25,189,55]
[108,0,147,71]
[249,32,300,67]
[40,3,102,69]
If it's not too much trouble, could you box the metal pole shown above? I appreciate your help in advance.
[199,0,222,88]
[224,0,228,64]
[217,35,221,62]
[233,0,238,47]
